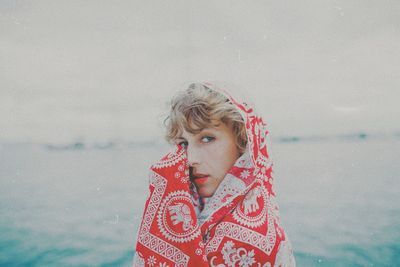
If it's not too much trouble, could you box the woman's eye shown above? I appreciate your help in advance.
[178,141,188,148]
[201,136,214,143]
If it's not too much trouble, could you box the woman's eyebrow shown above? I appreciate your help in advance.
[199,128,216,134]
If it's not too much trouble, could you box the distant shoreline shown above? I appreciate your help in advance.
[1,131,399,150]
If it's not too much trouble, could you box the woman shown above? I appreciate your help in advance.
[133,82,295,266]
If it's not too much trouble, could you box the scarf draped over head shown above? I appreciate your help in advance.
[133,83,295,267]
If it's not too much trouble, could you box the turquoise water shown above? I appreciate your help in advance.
[0,138,399,266]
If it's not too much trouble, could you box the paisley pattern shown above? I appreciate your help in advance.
[232,184,268,228]
[133,83,295,266]
[157,191,200,243]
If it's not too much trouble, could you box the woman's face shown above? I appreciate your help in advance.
[175,122,241,198]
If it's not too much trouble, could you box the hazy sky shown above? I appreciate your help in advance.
[1,0,399,143]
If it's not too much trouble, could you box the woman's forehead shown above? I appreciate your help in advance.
[176,123,232,140]
[177,120,220,133]
[176,127,216,139]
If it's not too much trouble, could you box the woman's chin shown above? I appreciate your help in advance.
[197,188,216,198]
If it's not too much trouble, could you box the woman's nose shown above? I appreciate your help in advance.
[187,145,200,166]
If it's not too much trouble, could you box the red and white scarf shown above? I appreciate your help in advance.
[133,83,295,267]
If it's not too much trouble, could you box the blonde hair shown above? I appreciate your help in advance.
[164,83,247,153]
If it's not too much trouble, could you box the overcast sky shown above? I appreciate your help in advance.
[1,0,399,143]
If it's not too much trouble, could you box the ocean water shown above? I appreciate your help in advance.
[0,138,399,266]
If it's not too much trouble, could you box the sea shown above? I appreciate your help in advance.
[1,134,399,267]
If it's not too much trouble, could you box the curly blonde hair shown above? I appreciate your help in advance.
[164,83,247,153]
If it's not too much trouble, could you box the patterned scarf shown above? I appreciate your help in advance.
[133,83,295,267]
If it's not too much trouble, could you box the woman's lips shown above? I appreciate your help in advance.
[193,176,209,185]
[191,170,209,185]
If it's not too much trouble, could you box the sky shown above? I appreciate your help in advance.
[1,0,399,143]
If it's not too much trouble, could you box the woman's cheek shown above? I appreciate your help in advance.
[205,143,219,154]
